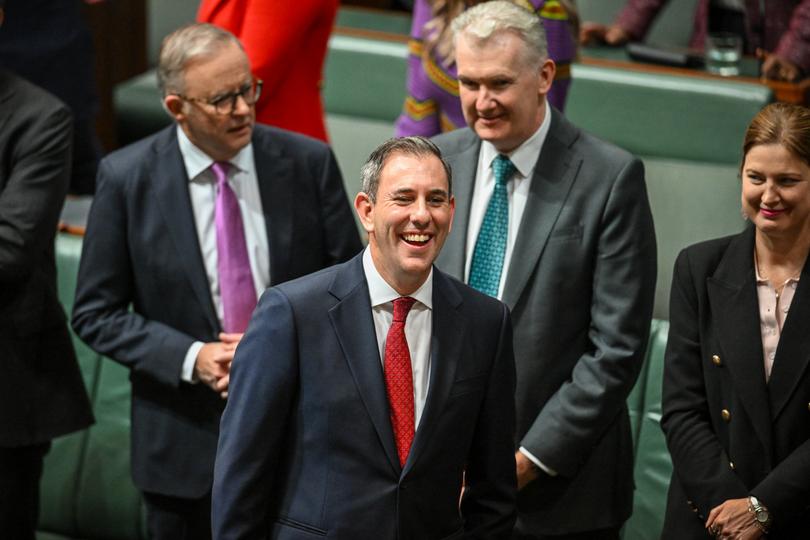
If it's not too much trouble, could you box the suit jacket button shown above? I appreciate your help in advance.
[729,461,735,470]
[807,402,810,412]
[721,409,731,422]
[712,354,722,366]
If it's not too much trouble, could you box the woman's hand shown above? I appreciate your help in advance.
[705,498,764,539]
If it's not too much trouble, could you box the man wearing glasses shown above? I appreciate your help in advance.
[72,23,361,540]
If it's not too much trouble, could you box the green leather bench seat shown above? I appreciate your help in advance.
[38,233,146,540]
[623,320,672,540]
[566,65,772,165]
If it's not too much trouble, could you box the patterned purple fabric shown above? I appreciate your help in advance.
[395,0,577,137]
[213,161,258,334]
[615,0,810,73]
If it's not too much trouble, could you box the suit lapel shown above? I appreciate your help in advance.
[404,270,465,475]
[328,256,401,473]
[438,131,480,280]
[707,227,772,454]
[253,127,294,285]
[502,110,581,310]
[151,128,220,334]
[768,252,810,421]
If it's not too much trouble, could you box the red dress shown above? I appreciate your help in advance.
[198,0,338,142]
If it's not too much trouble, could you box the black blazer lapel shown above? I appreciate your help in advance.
[404,269,465,475]
[328,255,401,474]
[502,110,581,310]
[151,128,220,334]
[768,253,810,421]
[253,127,294,285]
[707,228,772,454]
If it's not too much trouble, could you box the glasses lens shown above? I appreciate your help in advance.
[214,81,260,114]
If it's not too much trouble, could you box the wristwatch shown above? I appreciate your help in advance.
[748,495,771,533]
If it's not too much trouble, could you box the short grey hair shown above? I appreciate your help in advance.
[360,137,452,202]
[451,1,548,67]
[157,23,244,96]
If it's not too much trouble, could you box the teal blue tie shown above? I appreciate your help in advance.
[469,155,516,298]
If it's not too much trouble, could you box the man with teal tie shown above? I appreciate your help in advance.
[433,2,657,538]
[72,23,360,540]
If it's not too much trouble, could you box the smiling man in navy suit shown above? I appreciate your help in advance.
[213,136,517,540]
[72,23,360,540]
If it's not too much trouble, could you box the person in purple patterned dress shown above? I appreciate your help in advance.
[396,0,578,137]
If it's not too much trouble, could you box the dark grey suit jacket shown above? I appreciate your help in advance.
[213,253,517,539]
[0,69,93,447]
[72,124,361,498]
[661,226,810,539]
[433,109,657,534]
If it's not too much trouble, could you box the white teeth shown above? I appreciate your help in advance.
[403,234,429,242]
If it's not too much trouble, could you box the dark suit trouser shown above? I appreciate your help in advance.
[513,526,620,540]
[0,442,51,540]
[143,491,212,540]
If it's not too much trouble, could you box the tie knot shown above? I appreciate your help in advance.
[392,296,416,322]
[211,161,231,187]
[493,155,516,187]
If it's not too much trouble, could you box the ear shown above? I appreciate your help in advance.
[538,58,556,97]
[163,94,185,122]
[354,192,375,234]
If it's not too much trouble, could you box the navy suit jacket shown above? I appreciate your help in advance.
[213,253,517,539]
[72,124,361,497]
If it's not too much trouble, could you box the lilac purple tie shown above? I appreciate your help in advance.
[212,161,257,333]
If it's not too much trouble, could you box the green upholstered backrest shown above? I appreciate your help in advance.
[335,7,411,35]
[622,320,672,540]
[566,64,772,165]
[39,234,97,539]
[39,234,145,540]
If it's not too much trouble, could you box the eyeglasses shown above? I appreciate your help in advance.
[176,79,263,115]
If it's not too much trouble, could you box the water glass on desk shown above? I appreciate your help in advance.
[706,32,742,76]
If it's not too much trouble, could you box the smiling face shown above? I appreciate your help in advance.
[456,30,554,154]
[742,143,810,242]
[163,41,255,161]
[355,152,455,295]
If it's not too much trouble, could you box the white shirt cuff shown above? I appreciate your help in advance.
[182,341,204,383]
[519,446,558,477]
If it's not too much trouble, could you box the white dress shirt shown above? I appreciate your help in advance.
[462,103,557,475]
[177,126,270,382]
[362,247,433,429]
[464,100,552,299]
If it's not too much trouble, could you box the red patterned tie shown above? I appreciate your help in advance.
[384,296,417,467]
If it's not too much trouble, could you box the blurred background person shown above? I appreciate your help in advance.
[197,0,338,142]
[0,0,102,194]
[0,0,95,533]
[580,0,810,82]
[661,102,810,539]
[396,0,578,137]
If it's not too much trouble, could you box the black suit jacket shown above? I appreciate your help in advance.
[433,110,657,534]
[661,226,810,539]
[0,70,93,447]
[212,254,517,539]
[72,124,361,497]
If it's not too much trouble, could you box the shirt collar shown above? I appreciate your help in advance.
[481,99,552,179]
[362,247,433,310]
[176,125,255,181]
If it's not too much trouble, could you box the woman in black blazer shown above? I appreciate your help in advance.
[661,102,810,539]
